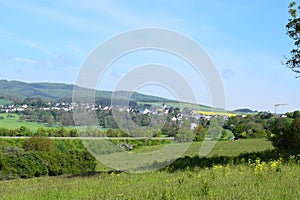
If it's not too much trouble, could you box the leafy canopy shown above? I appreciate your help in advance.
[286,1,300,76]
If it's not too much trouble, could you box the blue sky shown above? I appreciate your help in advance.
[0,0,299,113]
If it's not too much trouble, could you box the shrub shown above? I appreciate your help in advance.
[269,118,300,150]
[1,152,48,179]
[23,136,55,152]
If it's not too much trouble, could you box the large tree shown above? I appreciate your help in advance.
[286,2,300,76]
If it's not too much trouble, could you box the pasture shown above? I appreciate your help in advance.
[0,113,43,131]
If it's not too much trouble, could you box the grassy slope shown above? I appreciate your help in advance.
[0,139,299,199]
[133,139,274,157]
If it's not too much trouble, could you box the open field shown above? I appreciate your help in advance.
[1,155,299,199]
[0,113,44,131]
[133,139,274,157]
[1,138,299,199]
[94,139,274,172]
[0,113,108,131]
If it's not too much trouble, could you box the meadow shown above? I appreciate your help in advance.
[1,138,299,199]
[0,113,105,131]
[0,113,43,131]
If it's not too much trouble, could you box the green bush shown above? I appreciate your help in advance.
[0,148,97,179]
[1,152,48,179]
[23,136,55,152]
[270,118,300,150]
[40,150,96,176]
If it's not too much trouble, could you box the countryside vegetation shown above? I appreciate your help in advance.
[0,2,300,199]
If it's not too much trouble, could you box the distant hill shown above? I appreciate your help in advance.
[0,80,173,103]
[233,108,254,113]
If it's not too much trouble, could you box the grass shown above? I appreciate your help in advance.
[0,113,107,131]
[0,158,299,199]
[0,138,298,199]
[93,139,274,172]
[133,139,274,157]
[0,113,44,131]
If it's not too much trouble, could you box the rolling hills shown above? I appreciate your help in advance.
[0,80,172,103]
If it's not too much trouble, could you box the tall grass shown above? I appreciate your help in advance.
[0,156,299,199]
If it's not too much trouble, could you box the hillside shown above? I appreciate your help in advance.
[0,80,172,103]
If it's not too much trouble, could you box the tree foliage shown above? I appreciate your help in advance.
[23,136,55,152]
[269,118,300,150]
[285,1,300,76]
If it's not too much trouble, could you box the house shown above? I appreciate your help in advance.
[190,123,198,130]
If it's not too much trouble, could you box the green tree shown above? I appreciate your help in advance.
[174,128,194,142]
[285,1,300,75]
[194,123,206,141]
[269,118,300,150]
[293,110,300,118]
[23,136,55,152]
[207,118,224,140]
[18,126,32,136]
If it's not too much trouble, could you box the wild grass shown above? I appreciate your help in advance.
[0,138,298,199]
[0,156,299,199]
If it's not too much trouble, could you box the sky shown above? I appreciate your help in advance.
[0,0,299,113]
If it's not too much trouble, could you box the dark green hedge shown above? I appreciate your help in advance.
[0,138,97,180]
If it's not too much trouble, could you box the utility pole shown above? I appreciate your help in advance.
[274,104,287,116]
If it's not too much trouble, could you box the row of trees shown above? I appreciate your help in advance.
[20,109,74,126]
[0,126,79,137]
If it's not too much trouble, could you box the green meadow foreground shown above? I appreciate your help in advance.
[1,139,300,199]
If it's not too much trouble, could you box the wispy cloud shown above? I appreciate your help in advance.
[65,45,87,57]
[0,1,113,34]
[23,40,55,58]
[61,0,183,28]
[13,57,38,65]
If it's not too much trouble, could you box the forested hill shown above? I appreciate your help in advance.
[0,80,172,103]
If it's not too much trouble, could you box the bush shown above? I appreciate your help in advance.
[0,139,97,179]
[40,150,96,176]
[269,118,300,150]
[23,136,55,152]
[1,152,48,179]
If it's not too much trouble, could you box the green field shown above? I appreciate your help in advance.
[133,139,274,156]
[0,113,107,131]
[0,113,44,131]
[1,138,299,199]
[1,150,299,199]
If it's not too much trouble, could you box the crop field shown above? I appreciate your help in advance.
[2,138,298,199]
